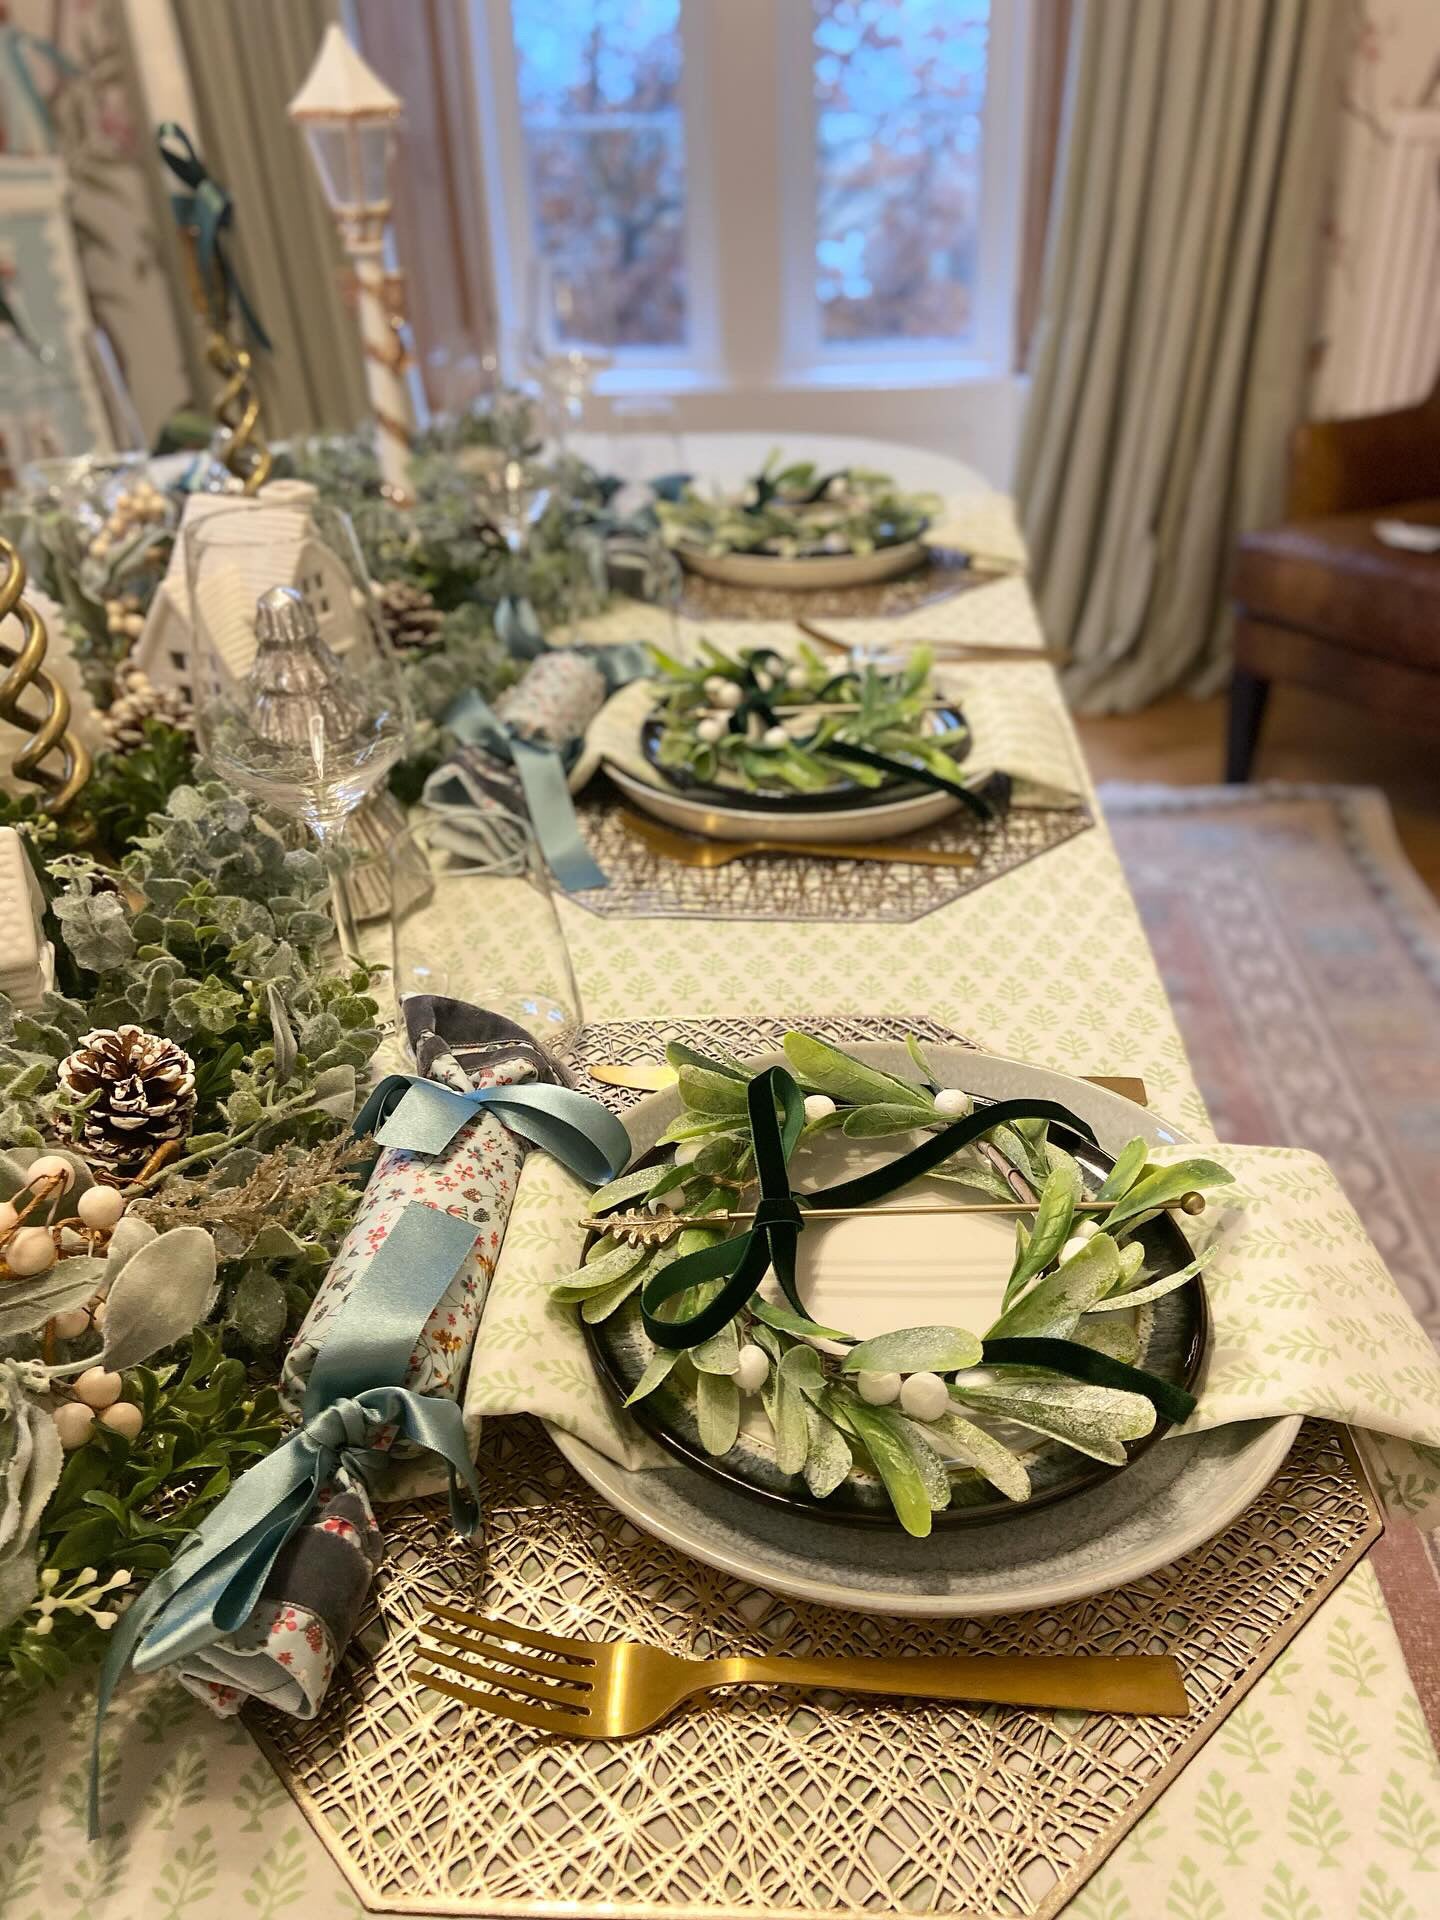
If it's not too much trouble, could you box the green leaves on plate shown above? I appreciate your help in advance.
[841,1324,983,1375]
[1001,1161,1081,1307]
[773,1345,822,1474]
[782,1032,934,1115]
[987,1233,1121,1341]
[551,1236,648,1302]
[840,1104,933,1138]
[802,1403,854,1498]
[1097,1136,1148,1203]
[930,1410,1032,1503]
[624,1344,683,1406]
[1101,1157,1233,1232]
[586,1165,661,1215]
[696,1370,741,1455]
[749,1299,854,1342]
[826,1394,945,1537]
[950,1373,1157,1466]
[1084,1243,1218,1312]
[676,1065,750,1116]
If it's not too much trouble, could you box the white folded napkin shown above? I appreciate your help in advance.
[462,1138,1440,1476]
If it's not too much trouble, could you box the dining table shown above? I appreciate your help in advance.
[9,433,1436,1920]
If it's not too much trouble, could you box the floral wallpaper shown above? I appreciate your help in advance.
[1313,0,1440,414]
[0,0,190,442]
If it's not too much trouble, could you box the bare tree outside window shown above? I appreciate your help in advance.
[814,0,990,345]
[511,0,688,349]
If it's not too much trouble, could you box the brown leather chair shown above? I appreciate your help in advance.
[1226,375,1440,781]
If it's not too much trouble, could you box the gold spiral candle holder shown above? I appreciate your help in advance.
[0,535,92,814]
[180,228,272,495]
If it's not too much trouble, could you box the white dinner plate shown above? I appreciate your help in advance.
[676,541,927,590]
[547,1047,1300,1615]
[605,760,965,843]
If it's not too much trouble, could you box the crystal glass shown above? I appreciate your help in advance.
[183,498,410,958]
[388,817,581,1054]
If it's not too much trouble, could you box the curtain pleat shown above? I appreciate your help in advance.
[169,0,368,438]
[1015,0,1345,712]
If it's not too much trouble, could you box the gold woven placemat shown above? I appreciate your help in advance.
[250,1016,1382,1918]
[571,782,1093,924]
[251,1420,1379,1920]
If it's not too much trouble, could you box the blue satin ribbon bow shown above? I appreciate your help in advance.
[91,1202,483,1836]
[91,1069,629,1835]
[445,641,652,893]
[157,122,272,350]
[352,1072,631,1185]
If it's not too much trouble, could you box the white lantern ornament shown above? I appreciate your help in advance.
[288,26,415,503]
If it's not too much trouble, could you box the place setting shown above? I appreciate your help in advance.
[235,998,1429,1919]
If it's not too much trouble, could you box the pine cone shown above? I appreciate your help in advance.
[101,664,194,751]
[57,1026,197,1176]
[374,578,444,649]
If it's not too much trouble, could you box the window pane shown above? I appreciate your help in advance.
[813,0,990,345]
[511,0,687,348]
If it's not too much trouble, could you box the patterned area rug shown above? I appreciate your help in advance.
[1105,782,1440,1740]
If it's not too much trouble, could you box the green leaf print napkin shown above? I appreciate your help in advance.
[1148,1143,1440,1446]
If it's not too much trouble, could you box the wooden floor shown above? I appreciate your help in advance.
[1075,684,1440,902]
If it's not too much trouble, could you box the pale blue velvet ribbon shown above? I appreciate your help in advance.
[90,1071,629,1835]
[447,688,607,892]
[444,640,653,893]
[352,1071,630,1183]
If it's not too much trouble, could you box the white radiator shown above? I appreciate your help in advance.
[1321,108,1440,417]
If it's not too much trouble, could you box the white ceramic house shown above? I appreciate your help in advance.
[132,479,359,702]
[0,824,54,1010]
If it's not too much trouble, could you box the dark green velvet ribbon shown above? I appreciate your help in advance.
[616,1065,1196,1423]
[725,652,996,822]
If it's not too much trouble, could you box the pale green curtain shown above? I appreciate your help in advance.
[1015,0,1345,712]
[168,0,368,437]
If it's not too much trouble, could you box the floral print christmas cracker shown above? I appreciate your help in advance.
[121,999,629,1725]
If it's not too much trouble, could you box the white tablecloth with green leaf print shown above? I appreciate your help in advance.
[5,438,1436,1920]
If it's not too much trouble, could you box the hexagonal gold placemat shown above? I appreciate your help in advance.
[250,1417,1379,1919]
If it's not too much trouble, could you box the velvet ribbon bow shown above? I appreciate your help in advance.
[725,649,999,821]
[620,1066,1197,1421]
[91,1069,628,1835]
[351,1071,631,1185]
[157,122,272,350]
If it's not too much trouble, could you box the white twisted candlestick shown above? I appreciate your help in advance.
[351,254,413,503]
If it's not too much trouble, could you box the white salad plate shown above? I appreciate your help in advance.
[675,541,927,591]
[605,761,964,843]
[547,1046,1300,1616]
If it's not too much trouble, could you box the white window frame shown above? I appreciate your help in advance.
[467,0,1032,476]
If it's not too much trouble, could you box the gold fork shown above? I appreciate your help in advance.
[621,811,978,869]
[414,1603,1191,1736]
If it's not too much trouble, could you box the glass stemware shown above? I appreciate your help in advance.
[183,498,410,960]
[388,816,582,1056]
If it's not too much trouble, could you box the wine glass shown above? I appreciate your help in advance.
[523,257,613,446]
[388,817,582,1055]
[183,498,410,960]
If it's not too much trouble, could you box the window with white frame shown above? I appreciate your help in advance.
[471,0,1028,396]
